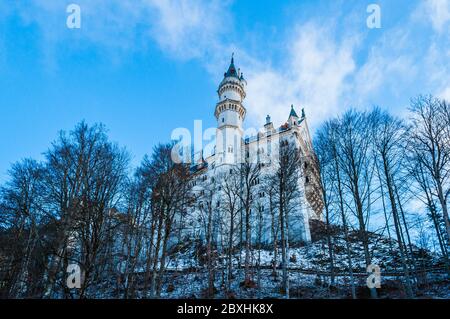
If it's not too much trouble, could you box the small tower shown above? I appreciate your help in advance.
[215,54,247,166]
[264,114,274,131]
[288,104,300,126]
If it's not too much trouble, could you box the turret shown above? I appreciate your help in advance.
[215,55,247,165]
[288,104,300,126]
[264,114,274,131]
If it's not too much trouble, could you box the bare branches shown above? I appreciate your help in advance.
[409,96,450,244]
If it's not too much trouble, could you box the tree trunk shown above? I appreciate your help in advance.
[382,157,414,298]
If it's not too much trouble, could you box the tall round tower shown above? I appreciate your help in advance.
[214,55,247,166]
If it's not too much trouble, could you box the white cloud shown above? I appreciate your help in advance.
[352,28,417,104]
[425,43,450,100]
[244,23,357,130]
[439,86,450,100]
[423,0,450,33]
[4,0,449,128]
[6,0,230,65]
[146,0,230,59]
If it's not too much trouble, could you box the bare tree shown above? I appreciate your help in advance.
[195,172,219,297]
[314,126,336,287]
[315,120,356,298]
[43,122,129,298]
[410,159,449,265]
[370,108,414,297]
[262,173,279,281]
[270,141,302,298]
[409,96,450,243]
[138,143,193,297]
[236,162,260,286]
[335,111,377,298]
[0,159,46,298]
[121,175,153,298]
[219,168,240,294]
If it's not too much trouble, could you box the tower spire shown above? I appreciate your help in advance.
[225,53,238,78]
[215,54,247,166]
[289,104,299,118]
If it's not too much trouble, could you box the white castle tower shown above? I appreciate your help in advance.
[214,54,247,166]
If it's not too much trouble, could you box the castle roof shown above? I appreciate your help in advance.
[289,104,299,118]
[225,55,238,78]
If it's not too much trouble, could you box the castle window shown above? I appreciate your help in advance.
[222,118,224,123]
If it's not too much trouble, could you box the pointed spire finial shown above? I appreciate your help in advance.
[225,53,238,78]
[289,104,299,118]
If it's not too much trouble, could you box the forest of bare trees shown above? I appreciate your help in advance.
[0,95,449,299]
[314,95,449,298]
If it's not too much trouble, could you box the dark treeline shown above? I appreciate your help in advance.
[0,95,449,299]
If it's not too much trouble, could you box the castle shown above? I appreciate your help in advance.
[183,56,323,244]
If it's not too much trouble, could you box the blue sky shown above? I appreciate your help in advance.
[0,0,449,182]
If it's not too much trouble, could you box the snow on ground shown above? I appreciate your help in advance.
[148,232,449,299]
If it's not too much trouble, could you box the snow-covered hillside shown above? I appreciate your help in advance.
[145,228,449,299]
